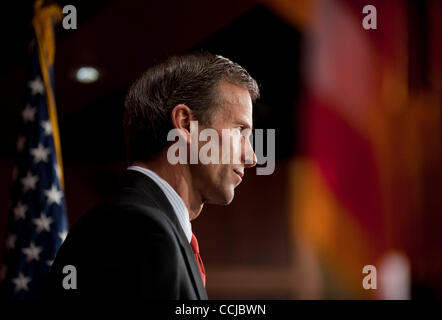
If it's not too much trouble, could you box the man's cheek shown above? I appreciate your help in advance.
[220,132,232,164]
[230,136,242,164]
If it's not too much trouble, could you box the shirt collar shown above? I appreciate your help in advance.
[127,166,192,243]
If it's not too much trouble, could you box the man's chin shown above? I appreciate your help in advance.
[206,190,235,206]
[222,197,234,206]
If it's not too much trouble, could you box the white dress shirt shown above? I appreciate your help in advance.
[127,166,192,243]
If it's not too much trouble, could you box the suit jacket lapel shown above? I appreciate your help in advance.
[120,170,208,299]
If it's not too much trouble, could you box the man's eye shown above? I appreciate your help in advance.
[241,128,251,136]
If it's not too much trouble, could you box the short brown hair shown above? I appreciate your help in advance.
[123,52,259,163]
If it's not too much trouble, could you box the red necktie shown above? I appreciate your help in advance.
[190,233,206,287]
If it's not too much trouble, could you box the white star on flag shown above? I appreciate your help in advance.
[28,77,45,95]
[13,202,28,220]
[41,120,52,135]
[44,184,63,205]
[22,104,37,123]
[6,234,17,250]
[59,230,68,243]
[12,273,31,293]
[16,135,26,152]
[47,260,54,267]
[21,171,39,191]
[33,213,53,233]
[22,242,43,262]
[30,143,50,163]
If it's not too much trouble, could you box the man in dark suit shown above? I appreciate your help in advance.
[44,52,259,300]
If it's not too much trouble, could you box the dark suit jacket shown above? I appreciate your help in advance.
[44,170,208,300]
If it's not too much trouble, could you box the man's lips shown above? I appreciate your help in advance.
[233,169,244,179]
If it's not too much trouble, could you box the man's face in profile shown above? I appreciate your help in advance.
[191,81,257,207]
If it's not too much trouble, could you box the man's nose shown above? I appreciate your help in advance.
[242,137,257,168]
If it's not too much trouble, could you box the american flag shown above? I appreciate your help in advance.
[0,3,67,300]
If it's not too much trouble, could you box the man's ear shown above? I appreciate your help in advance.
[171,104,192,144]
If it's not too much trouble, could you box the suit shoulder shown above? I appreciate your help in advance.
[70,199,175,241]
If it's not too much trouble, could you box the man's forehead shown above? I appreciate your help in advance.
[217,97,253,126]
[217,81,252,105]
[218,83,252,113]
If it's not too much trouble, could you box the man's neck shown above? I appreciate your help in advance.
[132,155,204,221]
